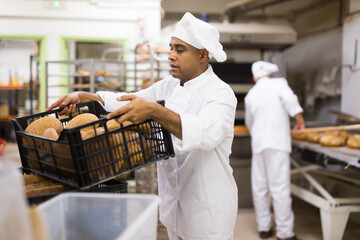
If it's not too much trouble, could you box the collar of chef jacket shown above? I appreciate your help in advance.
[182,64,213,92]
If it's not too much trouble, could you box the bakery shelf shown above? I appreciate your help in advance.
[0,115,18,122]
[0,85,28,90]
[133,43,171,90]
[45,59,127,107]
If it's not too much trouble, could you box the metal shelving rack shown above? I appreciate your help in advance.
[130,44,170,91]
[45,58,127,105]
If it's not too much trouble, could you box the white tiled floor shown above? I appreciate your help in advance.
[2,142,360,240]
[157,197,360,240]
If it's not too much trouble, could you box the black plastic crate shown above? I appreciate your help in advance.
[12,101,174,189]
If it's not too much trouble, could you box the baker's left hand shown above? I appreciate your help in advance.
[106,95,153,124]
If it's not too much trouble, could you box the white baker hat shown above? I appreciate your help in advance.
[171,12,227,62]
[251,61,279,78]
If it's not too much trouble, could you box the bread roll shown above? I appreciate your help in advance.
[106,119,133,131]
[323,130,348,139]
[126,132,153,167]
[106,119,151,135]
[291,132,307,140]
[85,130,153,181]
[80,127,105,140]
[137,122,152,135]
[94,70,106,76]
[25,116,62,136]
[65,113,99,131]
[51,143,74,177]
[306,132,323,143]
[42,128,59,140]
[76,70,89,75]
[320,135,346,147]
[113,131,152,169]
[49,113,101,179]
[347,134,360,149]
[23,117,62,170]
[82,135,114,182]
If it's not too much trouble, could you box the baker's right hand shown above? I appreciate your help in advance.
[46,92,81,115]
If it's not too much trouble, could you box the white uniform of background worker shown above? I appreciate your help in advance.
[47,12,238,240]
[244,61,304,240]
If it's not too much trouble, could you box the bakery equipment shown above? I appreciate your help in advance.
[291,139,360,240]
[298,123,360,133]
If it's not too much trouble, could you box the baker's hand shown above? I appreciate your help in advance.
[291,113,305,135]
[291,124,304,135]
[106,95,153,124]
[46,92,80,115]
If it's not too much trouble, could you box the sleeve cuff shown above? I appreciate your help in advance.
[177,113,202,152]
[96,91,129,112]
[289,105,303,117]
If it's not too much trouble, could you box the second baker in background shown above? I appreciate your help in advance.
[245,61,305,240]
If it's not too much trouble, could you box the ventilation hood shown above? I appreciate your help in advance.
[210,22,297,50]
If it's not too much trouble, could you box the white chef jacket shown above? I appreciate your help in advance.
[97,65,238,240]
[244,77,303,154]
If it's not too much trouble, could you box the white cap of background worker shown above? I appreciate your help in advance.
[171,12,227,62]
[252,60,279,79]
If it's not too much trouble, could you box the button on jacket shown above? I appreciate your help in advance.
[244,77,303,154]
[97,65,238,240]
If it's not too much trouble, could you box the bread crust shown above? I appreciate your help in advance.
[347,134,360,149]
[25,117,62,136]
[65,113,99,131]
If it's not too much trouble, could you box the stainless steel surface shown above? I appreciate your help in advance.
[211,22,296,50]
[292,140,360,168]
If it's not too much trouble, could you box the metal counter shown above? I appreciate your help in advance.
[292,140,360,169]
[290,140,360,240]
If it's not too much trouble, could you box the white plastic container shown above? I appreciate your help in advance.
[37,193,161,240]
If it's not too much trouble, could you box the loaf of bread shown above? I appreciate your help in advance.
[80,127,105,140]
[25,117,62,136]
[127,132,153,168]
[291,132,307,140]
[319,130,348,147]
[323,130,349,139]
[106,119,152,135]
[82,130,154,181]
[82,135,114,181]
[347,134,360,149]
[49,113,101,178]
[106,119,133,131]
[23,117,62,170]
[76,70,90,75]
[320,135,346,147]
[306,132,323,143]
[51,143,74,177]
[65,113,99,131]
